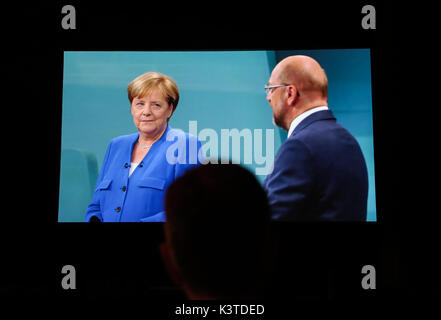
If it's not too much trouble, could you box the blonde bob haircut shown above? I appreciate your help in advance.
[127,71,180,115]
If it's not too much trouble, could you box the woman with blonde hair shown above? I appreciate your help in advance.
[85,72,201,222]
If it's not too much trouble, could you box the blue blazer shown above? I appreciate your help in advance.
[85,125,202,222]
[263,110,368,221]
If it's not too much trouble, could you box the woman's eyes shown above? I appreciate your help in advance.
[136,103,162,108]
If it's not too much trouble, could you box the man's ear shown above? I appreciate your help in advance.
[286,85,298,106]
[159,242,183,287]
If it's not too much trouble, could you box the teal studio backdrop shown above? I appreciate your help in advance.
[58,49,376,222]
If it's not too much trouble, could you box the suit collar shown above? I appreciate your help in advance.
[287,106,329,137]
[289,109,336,138]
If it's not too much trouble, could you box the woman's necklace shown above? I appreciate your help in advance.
[138,126,166,150]
[138,140,153,149]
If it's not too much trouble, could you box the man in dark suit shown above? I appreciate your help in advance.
[263,55,368,221]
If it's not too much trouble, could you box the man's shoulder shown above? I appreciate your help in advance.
[282,120,340,159]
[290,118,342,143]
[277,136,313,163]
[288,118,362,162]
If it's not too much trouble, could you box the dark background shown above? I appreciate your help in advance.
[1,0,426,312]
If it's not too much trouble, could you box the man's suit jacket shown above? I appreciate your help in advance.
[263,110,368,221]
[84,125,201,222]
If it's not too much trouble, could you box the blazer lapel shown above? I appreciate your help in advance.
[290,110,336,138]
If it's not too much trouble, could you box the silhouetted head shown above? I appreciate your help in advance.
[162,162,270,299]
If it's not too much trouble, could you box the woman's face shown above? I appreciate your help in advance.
[131,87,173,138]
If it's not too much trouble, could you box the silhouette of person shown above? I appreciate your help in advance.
[160,162,272,299]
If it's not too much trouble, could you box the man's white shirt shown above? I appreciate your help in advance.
[287,106,329,138]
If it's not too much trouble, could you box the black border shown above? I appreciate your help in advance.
[2,1,408,307]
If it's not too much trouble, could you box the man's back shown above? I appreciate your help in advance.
[264,110,368,221]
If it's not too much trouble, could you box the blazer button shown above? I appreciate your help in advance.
[139,163,143,168]
[115,206,121,212]
[122,186,127,192]
[124,163,129,168]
